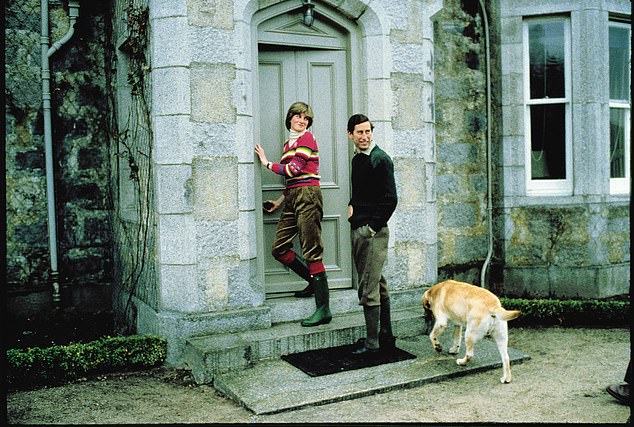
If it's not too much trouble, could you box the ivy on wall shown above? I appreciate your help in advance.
[105,2,156,333]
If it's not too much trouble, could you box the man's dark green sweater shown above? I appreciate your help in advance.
[348,143,398,231]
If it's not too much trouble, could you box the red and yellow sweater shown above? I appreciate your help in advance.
[270,131,320,189]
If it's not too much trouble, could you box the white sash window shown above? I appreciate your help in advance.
[523,17,572,196]
[609,21,631,195]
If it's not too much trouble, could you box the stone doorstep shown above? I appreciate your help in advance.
[184,307,427,384]
[213,334,531,415]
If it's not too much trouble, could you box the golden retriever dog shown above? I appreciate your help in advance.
[422,280,521,383]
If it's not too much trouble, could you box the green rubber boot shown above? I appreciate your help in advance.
[379,298,396,350]
[352,305,380,354]
[301,272,332,327]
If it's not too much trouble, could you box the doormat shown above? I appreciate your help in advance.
[281,343,416,377]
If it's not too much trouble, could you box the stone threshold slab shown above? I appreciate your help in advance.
[213,334,531,415]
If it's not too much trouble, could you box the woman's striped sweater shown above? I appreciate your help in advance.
[270,131,321,189]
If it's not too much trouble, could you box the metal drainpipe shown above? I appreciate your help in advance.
[41,0,80,302]
[478,0,493,289]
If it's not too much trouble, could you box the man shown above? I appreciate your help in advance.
[346,114,398,354]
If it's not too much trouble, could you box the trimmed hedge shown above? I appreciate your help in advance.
[7,335,167,388]
[501,298,630,327]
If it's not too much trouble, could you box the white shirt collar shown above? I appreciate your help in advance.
[357,140,376,155]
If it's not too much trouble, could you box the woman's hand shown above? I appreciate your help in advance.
[254,144,269,167]
[263,194,284,213]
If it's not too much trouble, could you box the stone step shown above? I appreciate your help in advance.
[184,306,426,384]
[213,334,531,415]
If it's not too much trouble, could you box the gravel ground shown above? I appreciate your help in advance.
[6,326,631,424]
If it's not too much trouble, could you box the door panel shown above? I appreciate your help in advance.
[259,48,351,295]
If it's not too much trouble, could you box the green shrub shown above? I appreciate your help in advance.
[500,298,630,327]
[6,335,167,388]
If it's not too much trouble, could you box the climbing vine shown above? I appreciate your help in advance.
[104,1,155,334]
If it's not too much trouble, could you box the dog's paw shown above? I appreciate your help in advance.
[449,346,460,355]
[456,357,469,366]
[500,375,512,384]
[433,344,443,353]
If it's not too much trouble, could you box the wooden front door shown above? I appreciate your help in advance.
[258,46,352,295]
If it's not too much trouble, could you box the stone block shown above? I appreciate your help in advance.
[191,122,236,157]
[159,264,201,312]
[77,147,102,170]
[500,16,522,44]
[571,103,609,195]
[338,0,371,21]
[356,1,389,37]
[191,63,236,123]
[158,214,196,264]
[197,255,241,310]
[15,149,44,170]
[365,35,392,79]
[156,165,193,214]
[391,241,434,288]
[151,17,190,68]
[229,259,265,308]
[572,10,608,101]
[234,69,253,117]
[392,209,428,243]
[14,223,47,245]
[395,158,425,208]
[437,174,460,195]
[501,73,523,107]
[235,115,255,163]
[190,27,235,63]
[502,164,526,197]
[84,214,110,244]
[192,156,238,220]
[440,203,477,228]
[195,220,239,258]
[152,67,191,116]
[238,163,255,211]
[454,235,488,264]
[502,135,525,167]
[237,212,258,259]
[153,115,193,164]
[437,143,477,165]
[392,43,426,74]
[392,128,432,159]
[366,79,392,121]
[150,0,188,19]
[501,105,524,136]
[233,20,253,70]
[469,174,486,193]
[187,0,234,29]
[500,42,522,76]
[391,73,424,129]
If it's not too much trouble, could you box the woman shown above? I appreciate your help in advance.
[254,101,331,327]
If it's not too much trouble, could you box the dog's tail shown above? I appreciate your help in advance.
[494,307,521,322]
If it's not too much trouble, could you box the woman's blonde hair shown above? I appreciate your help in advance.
[285,101,314,130]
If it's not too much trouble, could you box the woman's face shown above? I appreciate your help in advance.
[290,112,310,133]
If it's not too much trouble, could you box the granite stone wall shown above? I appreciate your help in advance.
[6,0,113,288]
[433,0,489,285]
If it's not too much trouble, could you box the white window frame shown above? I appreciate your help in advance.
[608,21,631,195]
[523,17,572,196]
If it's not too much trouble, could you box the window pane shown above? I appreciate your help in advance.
[610,108,626,178]
[530,104,566,179]
[529,21,565,99]
[609,26,630,101]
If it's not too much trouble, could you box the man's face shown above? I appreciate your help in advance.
[348,121,373,151]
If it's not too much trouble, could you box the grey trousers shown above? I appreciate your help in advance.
[351,225,390,307]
